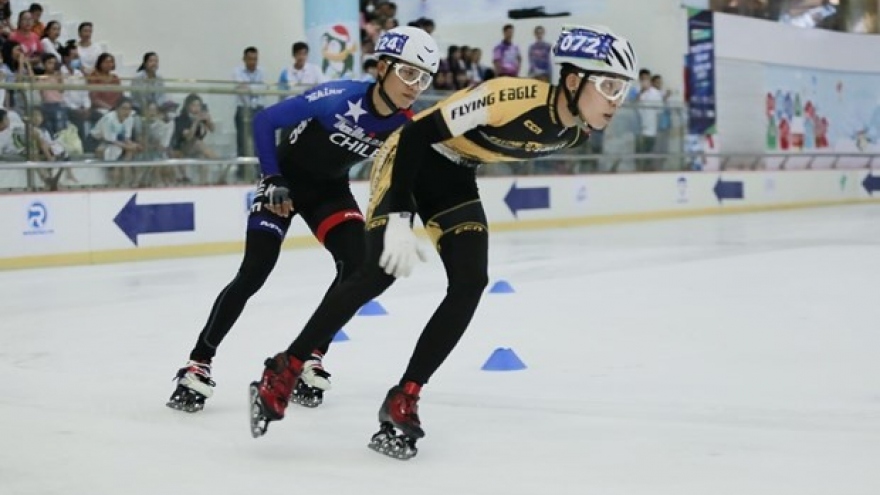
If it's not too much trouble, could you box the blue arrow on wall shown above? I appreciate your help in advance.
[504,182,550,217]
[113,194,195,246]
[862,174,880,195]
[713,177,744,203]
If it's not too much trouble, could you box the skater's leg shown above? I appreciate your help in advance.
[189,229,286,362]
[292,208,366,405]
[400,199,489,385]
[308,208,367,356]
[286,225,395,362]
[171,209,291,412]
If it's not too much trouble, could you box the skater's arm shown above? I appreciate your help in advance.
[252,96,316,177]
[387,110,453,212]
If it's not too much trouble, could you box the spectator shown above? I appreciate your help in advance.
[87,53,122,121]
[361,57,378,82]
[0,0,11,38]
[433,45,456,91]
[76,22,101,74]
[493,24,521,77]
[58,42,90,145]
[131,52,173,113]
[137,101,176,186]
[277,41,324,97]
[1,41,35,113]
[527,25,551,81]
[29,3,44,37]
[29,107,72,188]
[0,108,23,155]
[449,45,469,89]
[651,74,673,155]
[170,93,218,183]
[636,68,663,171]
[232,46,265,159]
[468,47,493,85]
[39,20,61,61]
[91,98,142,186]
[38,53,66,136]
[9,11,42,63]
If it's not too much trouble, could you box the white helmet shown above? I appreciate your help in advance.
[373,26,440,74]
[552,25,638,81]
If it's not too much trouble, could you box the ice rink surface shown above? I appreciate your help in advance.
[2,205,879,495]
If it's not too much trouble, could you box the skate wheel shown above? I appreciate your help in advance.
[368,424,418,460]
[249,382,271,438]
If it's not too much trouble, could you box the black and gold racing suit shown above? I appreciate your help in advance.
[286,77,587,387]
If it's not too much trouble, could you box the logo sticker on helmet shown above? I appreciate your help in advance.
[375,32,410,56]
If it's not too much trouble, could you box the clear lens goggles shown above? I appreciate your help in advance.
[588,75,630,102]
[394,63,433,91]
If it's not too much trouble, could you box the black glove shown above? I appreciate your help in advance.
[257,175,291,208]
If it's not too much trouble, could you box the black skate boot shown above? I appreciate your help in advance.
[167,360,215,413]
[248,352,302,438]
[368,381,424,460]
[290,352,332,408]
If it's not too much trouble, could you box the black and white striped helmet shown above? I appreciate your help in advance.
[552,25,638,81]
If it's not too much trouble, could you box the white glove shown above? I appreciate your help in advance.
[379,212,427,278]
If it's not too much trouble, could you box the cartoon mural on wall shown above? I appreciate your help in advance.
[765,65,880,153]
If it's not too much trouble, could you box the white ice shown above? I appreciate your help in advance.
[1,205,879,495]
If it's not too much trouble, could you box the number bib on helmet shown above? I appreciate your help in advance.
[555,29,613,60]
[375,32,410,56]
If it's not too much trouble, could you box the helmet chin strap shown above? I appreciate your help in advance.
[563,73,594,132]
[377,64,401,114]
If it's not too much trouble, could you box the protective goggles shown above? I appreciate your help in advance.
[587,75,631,102]
[394,63,433,91]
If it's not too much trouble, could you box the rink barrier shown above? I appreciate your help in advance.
[2,170,879,270]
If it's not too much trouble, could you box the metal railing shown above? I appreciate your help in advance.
[0,75,786,192]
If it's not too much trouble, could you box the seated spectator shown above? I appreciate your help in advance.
[170,93,218,183]
[0,108,25,155]
[28,107,73,188]
[90,98,142,186]
[138,101,176,186]
[39,20,61,61]
[361,57,378,82]
[468,47,493,85]
[433,45,456,91]
[451,45,470,89]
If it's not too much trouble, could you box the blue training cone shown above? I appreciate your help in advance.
[332,329,350,342]
[357,299,388,316]
[481,347,527,371]
[488,280,515,294]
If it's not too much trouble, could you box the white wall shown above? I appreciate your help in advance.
[2,170,877,269]
[42,0,306,80]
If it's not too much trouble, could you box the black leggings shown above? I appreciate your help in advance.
[287,200,489,385]
[189,220,365,362]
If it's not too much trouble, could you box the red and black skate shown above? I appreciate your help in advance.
[368,381,424,460]
[249,353,302,438]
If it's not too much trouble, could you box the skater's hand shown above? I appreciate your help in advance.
[258,175,294,218]
[379,212,427,278]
